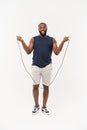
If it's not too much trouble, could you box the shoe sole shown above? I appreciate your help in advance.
[41,111,50,115]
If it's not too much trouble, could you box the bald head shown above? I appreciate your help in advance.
[38,22,47,28]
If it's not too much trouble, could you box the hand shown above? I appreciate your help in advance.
[63,36,69,42]
[17,36,23,42]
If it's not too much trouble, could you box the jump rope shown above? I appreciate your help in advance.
[17,39,69,89]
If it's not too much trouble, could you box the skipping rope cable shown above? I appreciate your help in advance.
[17,40,69,88]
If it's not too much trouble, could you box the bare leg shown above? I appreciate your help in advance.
[33,84,39,107]
[42,85,49,107]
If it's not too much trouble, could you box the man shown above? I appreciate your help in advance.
[17,22,69,115]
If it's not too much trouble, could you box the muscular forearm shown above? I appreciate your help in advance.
[17,36,34,54]
[56,40,65,55]
[20,39,29,54]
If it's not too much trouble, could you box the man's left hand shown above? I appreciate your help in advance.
[63,36,69,42]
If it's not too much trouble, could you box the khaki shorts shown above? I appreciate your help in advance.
[31,64,52,86]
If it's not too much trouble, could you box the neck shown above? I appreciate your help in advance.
[40,34,47,38]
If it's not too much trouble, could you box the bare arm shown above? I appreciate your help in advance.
[52,37,69,55]
[17,36,34,54]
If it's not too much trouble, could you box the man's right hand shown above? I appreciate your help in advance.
[17,36,23,42]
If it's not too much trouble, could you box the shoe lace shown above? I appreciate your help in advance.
[34,106,39,111]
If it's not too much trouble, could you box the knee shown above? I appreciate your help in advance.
[43,85,49,90]
[33,84,39,90]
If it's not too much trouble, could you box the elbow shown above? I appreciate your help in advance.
[53,48,60,55]
[26,51,30,54]
[55,52,59,55]
[26,50,32,54]
[26,52,29,54]
[54,50,59,55]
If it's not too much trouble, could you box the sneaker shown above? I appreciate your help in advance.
[32,106,40,115]
[41,107,50,115]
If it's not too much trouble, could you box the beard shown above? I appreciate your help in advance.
[39,30,47,37]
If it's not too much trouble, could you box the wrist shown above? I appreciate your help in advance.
[21,39,24,43]
[62,40,65,44]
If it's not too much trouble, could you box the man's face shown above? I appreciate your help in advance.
[38,23,47,37]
